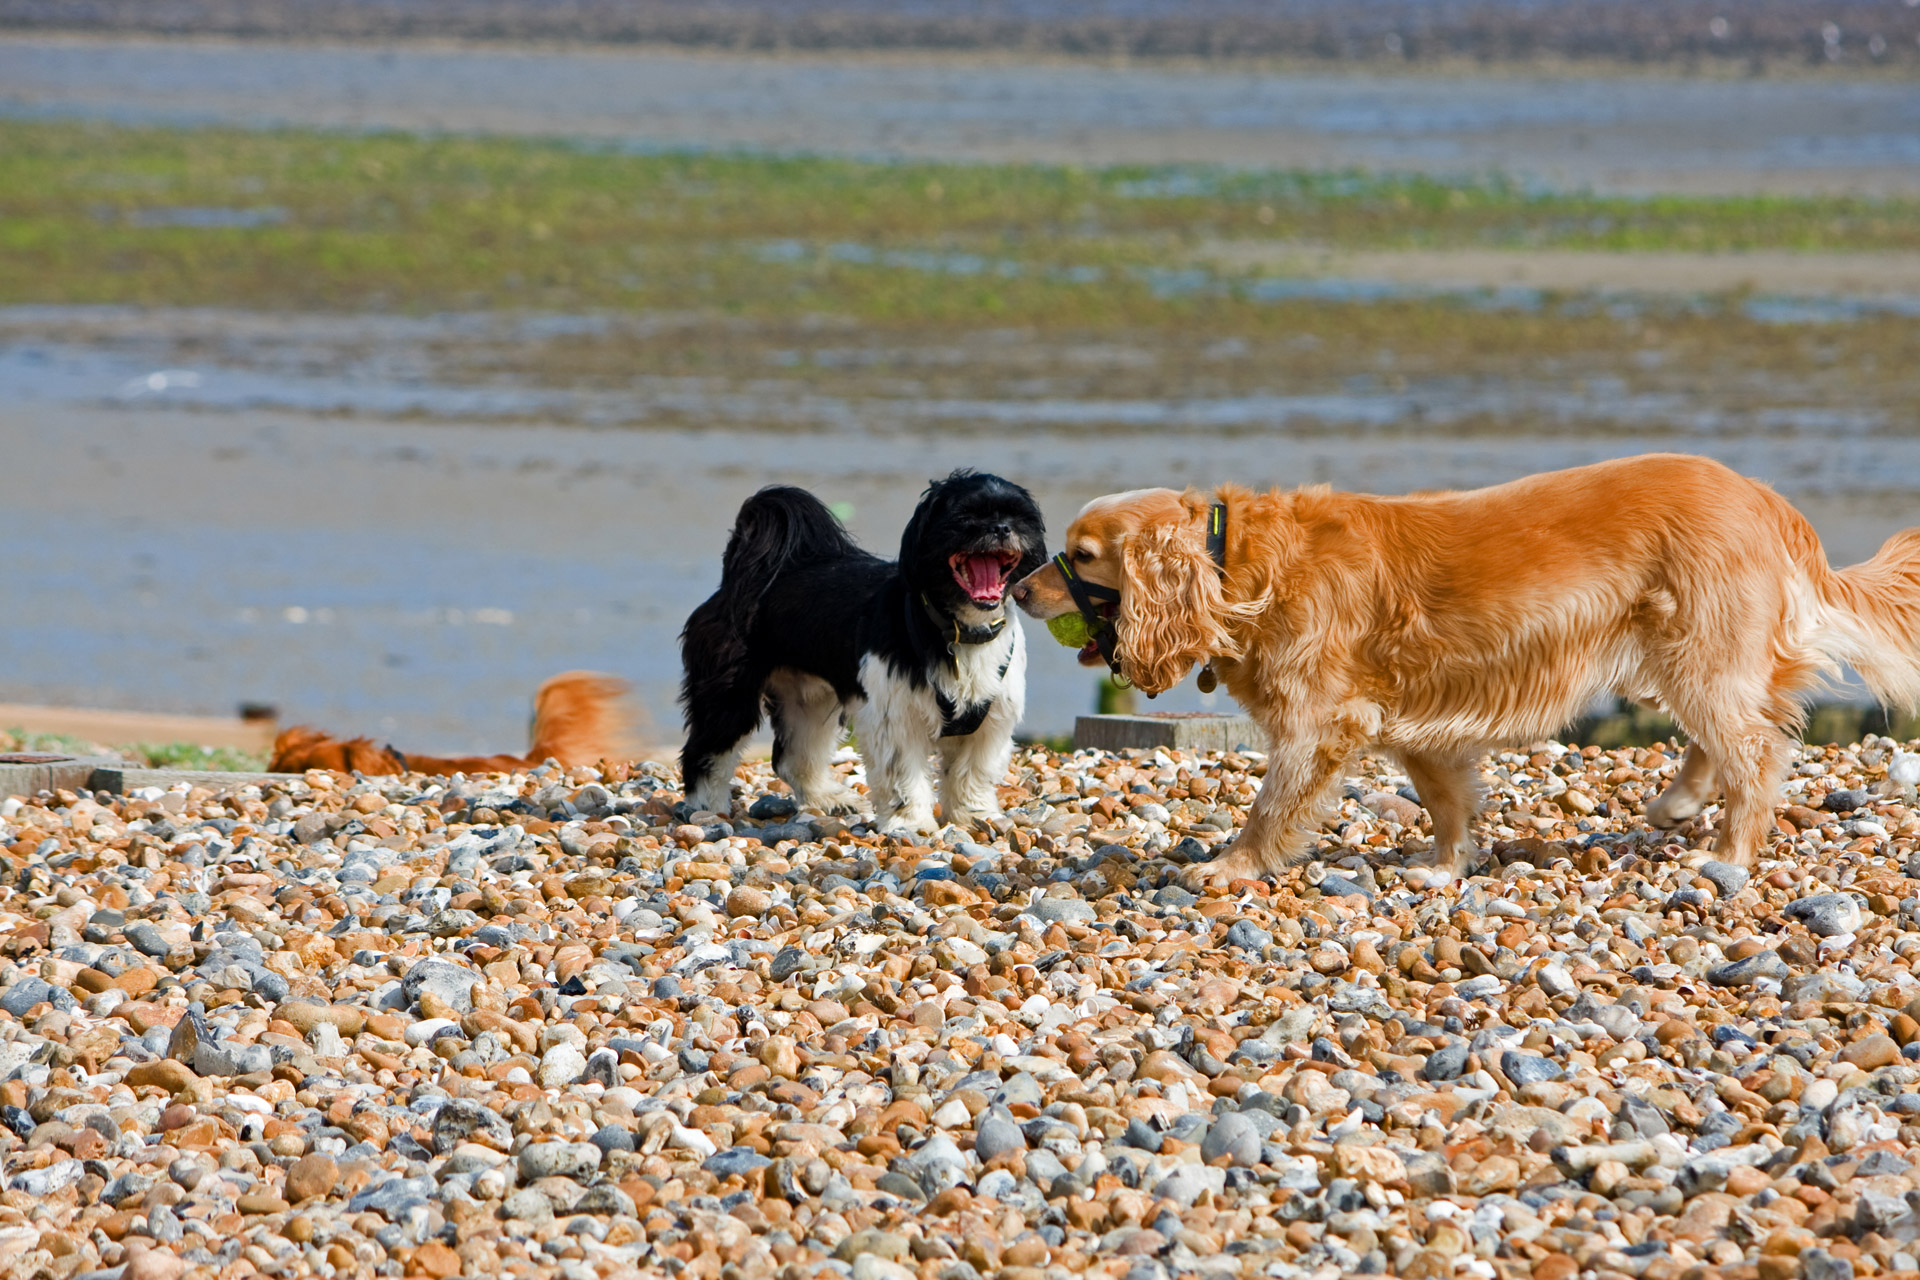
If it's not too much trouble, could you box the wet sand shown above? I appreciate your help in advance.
[6,34,1920,195]
[6,310,1918,748]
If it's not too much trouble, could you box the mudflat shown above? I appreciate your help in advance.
[5,34,1920,195]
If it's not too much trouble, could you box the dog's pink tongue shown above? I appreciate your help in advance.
[960,554,1004,598]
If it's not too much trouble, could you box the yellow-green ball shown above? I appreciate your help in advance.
[1047,612,1095,649]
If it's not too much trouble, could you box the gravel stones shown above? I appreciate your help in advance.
[2,738,1920,1280]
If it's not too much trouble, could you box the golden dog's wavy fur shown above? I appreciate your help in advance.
[1015,455,1920,885]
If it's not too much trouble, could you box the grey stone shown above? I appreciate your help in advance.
[400,958,476,1014]
[1225,921,1272,951]
[1822,789,1869,813]
[347,1175,435,1220]
[124,922,172,958]
[193,1038,272,1077]
[1501,1051,1561,1086]
[705,1146,772,1178]
[1698,861,1750,898]
[1785,893,1863,938]
[537,1043,587,1089]
[1200,1112,1260,1168]
[1023,898,1094,925]
[1151,886,1197,910]
[572,1184,638,1217]
[748,794,799,821]
[1706,950,1789,987]
[502,1187,554,1223]
[10,1160,83,1196]
[1616,1095,1670,1139]
[431,1099,511,1155]
[1123,1118,1163,1153]
[973,1106,1027,1163]
[770,947,806,982]
[101,1171,154,1207]
[590,1124,635,1156]
[0,977,74,1017]
[1783,971,1868,1003]
[1151,1163,1227,1208]
[1855,1191,1908,1233]
[1423,1043,1469,1082]
[1804,1249,1854,1280]
[517,1142,601,1182]
[1319,875,1373,900]
[166,1006,208,1063]
[993,1073,1044,1110]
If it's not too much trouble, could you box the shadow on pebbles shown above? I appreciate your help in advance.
[0,734,1919,1280]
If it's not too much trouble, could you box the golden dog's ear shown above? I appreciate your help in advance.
[1119,521,1239,695]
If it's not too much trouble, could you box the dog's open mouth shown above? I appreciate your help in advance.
[950,549,1021,605]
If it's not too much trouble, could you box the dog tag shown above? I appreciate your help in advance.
[1197,663,1218,694]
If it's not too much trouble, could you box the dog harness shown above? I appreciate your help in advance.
[1056,501,1229,696]
[918,594,1010,736]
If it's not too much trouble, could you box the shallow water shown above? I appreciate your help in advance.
[6,35,1920,194]
[5,304,1919,749]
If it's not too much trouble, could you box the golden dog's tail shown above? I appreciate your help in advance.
[524,671,637,768]
[1818,527,1920,712]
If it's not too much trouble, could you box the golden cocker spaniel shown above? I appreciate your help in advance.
[1014,454,1920,886]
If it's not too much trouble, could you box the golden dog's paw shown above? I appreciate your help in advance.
[1181,844,1271,892]
[1401,843,1478,887]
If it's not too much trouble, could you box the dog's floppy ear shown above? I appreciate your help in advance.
[898,477,944,566]
[1119,518,1239,695]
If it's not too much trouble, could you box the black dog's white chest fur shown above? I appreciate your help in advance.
[679,472,1045,834]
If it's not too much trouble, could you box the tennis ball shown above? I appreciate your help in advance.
[1047,612,1095,649]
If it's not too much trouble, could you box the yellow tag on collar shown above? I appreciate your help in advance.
[1047,612,1095,649]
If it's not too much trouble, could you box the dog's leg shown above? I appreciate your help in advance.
[1676,724,1787,867]
[852,677,939,835]
[681,699,758,816]
[767,672,866,815]
[940,707,1017,828]
[1645,743,1717,829]
[1398,750,1485,878]
[1186,722,1360,890]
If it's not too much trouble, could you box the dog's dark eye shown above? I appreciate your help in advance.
[1072,549,1095,564]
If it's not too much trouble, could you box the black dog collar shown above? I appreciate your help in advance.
[1053,551,1126,683]
[921,593,1008,650]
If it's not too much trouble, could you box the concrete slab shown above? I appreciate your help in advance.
[86,768,305,795]
[0,754,127,799]
[1074,714,1265,754]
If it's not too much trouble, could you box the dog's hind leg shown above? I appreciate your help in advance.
[1645,743,1718,829]
[766,670,865,815]
[1397,750,1485,877]
[681,685,762,815]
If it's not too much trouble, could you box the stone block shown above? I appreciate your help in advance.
[1073,714,1264,754]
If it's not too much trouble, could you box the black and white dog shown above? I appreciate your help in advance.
[680,471,1046,834]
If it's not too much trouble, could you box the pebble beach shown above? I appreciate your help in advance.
[2,737,1919,1280]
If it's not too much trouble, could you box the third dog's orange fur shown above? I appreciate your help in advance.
[1014,454,1920,885]
[269,671,634,776]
